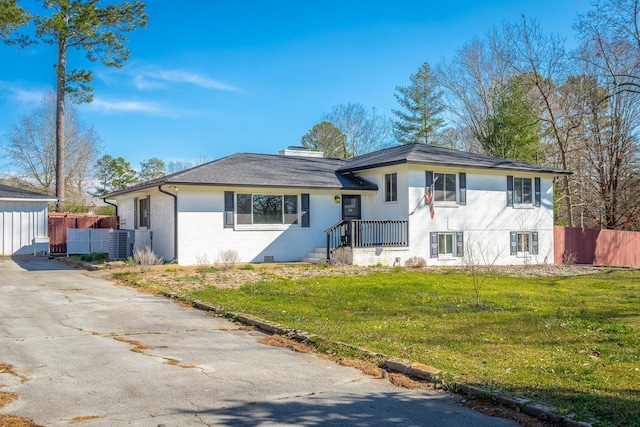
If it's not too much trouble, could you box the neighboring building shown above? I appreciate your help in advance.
[104,144,570,266]
[0,184,57,255]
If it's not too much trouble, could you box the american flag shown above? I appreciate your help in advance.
[425,189,435,219]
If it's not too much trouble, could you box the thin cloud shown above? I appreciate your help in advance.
[0,81,46,106]
[132,68,239,92]
[85,97,191,118]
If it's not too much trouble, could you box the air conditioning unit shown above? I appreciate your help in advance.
[108,229,135,260]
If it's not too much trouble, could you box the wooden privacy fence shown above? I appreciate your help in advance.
[554,226,640,268]
[48,214,119,254]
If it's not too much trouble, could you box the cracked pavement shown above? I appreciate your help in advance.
[0,257,519,426]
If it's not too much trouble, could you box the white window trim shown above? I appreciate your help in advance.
[384,172,398,204]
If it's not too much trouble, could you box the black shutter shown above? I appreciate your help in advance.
[224,191,234,228]
[459,172,466,206]
[531,232,539,255]
[301,193,310,228]
[134,197,138,229]
[430,232,438,258]
[455,232,464,257]
[535,177,541,207]
[425,171,433,205]
[507,176,514,206]
[510,231,517,255]
[146,195,151,228]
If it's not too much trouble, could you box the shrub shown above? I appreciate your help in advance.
[562,250,578,265]
[133,246,164,266]
[404,256,426,268]
[80,252,109,263]
[217,249,240,270]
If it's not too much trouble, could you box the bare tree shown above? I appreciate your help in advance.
[435,29,514,152]
[323,103,393,158]
[2,93,102,204]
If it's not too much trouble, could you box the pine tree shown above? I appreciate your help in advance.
[392,61,445,144]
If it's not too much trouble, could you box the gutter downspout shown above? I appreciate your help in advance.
[158,185,178,262]
[102,198,118,217]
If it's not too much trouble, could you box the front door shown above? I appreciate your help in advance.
[342,195,361,220]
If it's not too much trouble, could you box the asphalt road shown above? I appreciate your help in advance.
[0,256,519,426]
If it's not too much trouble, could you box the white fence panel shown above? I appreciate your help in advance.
[67,228,110,254]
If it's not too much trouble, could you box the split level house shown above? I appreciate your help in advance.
[104,143,570,266]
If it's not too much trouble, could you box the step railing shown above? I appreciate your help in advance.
[325,220,409,262]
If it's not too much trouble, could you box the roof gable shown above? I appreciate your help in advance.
[0,184,57,201]
[341,143,570,175]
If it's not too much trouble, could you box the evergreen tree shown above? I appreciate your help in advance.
[93,155,137,196]
[479,75,542,163]
[139,157,167,181]
[3,0,148,210]
[392,61,445,144]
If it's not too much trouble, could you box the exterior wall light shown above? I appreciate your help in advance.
[334,195,341,204]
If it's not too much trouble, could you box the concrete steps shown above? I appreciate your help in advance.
[302,247,327,264]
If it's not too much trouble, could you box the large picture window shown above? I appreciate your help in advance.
[237,194,298,225]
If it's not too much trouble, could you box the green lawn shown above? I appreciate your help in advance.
[117,267,640,426]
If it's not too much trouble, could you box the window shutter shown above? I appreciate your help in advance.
[535,177,541,207]
[430,232,438,258]
[425,171,434,206]
[458,172,466,205]
[134,197,138,229]
[507,176,514,206]
[301,193,310,228]
[224,191,234,228]
[146,195,151,228]
[531,232,539,255]
[510,231,517,255]
[455,232,464,257]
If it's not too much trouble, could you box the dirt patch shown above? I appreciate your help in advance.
[259,334,313,353]
[112,336,166,354]
[336,357,385,377]
[69,415,101,423]
[0,415,41,427]
[462,397,555,427]
[0,363,41,427]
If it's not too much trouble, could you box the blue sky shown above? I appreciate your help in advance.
[0,0,592,170]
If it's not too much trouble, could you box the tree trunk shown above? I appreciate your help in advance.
[55,36,66,212]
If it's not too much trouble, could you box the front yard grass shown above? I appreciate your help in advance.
[114,265,640,427]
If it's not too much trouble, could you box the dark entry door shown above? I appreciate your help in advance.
[342,195,361,220]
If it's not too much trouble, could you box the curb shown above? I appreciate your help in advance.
[182,297,592,427]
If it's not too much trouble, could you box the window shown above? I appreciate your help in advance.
[514,177,532,204]
[510,231,539,256]
[430,231,464,258]
[434,172,457,202]
[507,176,541,207]
[237,194,298,225]
[438,233,454,256]
[134,196,150,229]
[384,173,397,203]
[426,171,465,204]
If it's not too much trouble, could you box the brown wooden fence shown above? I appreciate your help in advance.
[48,214,119,254]
[554,226,640,267]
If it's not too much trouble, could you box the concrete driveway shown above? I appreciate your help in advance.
[0,257,518,426]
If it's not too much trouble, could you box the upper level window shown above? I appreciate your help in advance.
[507,176,541,207]
[514,177,532,204]
[237,194,298,225]
[434,172,457,202]
[385,173,397,203]
[426,171,466,205]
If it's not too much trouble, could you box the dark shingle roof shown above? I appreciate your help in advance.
[0,184,57,201]
[341,143,571,175]
[105,153,378,197]
[104,144,571,198]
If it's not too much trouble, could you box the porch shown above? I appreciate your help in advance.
[322,220,409,265]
